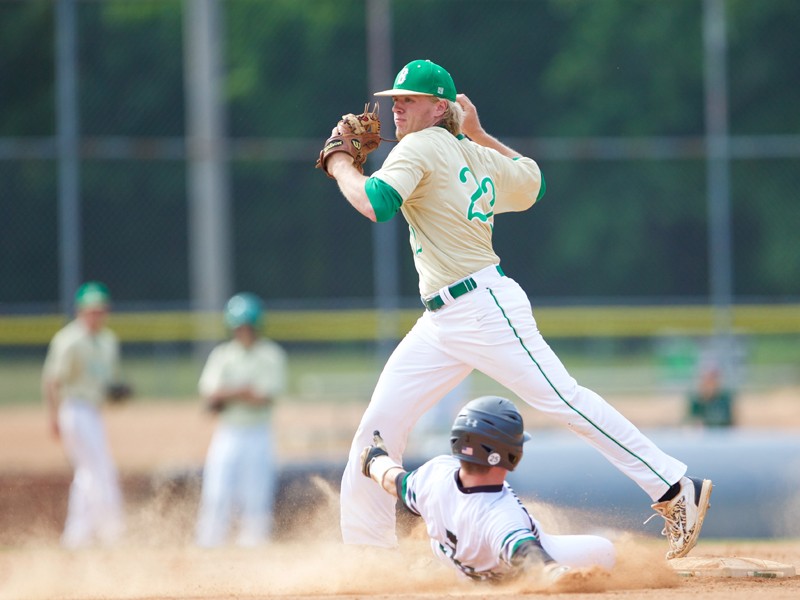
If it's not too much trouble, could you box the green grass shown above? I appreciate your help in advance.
[0,346,386,406]
[2,334,798,406]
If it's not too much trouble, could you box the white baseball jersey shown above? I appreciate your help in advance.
[341,124,688,549]
[400,455,541,581]
[399,455,616,581]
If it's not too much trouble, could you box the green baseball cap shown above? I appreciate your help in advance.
[75,281,110,309]
[224,292,264,330]
[374,59,457,102]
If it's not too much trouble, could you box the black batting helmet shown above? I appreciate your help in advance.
[450,396,531,471]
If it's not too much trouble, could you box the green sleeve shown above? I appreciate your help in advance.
[365,177,403,222]
[537,172,547,201]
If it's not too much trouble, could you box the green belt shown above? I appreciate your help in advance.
[422,266,505,311]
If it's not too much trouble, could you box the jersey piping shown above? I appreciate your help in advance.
[398,471,421,516]
[488,288,671,487]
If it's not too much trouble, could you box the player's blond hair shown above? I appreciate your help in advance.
[438,99,464,136]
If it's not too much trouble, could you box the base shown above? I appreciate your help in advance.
[670,556,796,578]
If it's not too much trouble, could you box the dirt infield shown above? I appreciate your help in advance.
[1,390,798,599]
[1,517,799,599]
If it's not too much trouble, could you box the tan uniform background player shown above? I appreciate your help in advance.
[324,59,712,560]
[42,281,125,548]
[195,293,288,547]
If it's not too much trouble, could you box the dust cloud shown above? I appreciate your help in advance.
[0,478,679,599]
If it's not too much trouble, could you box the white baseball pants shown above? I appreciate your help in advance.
[341,265,687,547]
[195,423,276,547]
[58,399,124,548]
[537,527,617,571]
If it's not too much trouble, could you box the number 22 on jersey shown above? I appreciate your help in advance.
[459,166,496,224]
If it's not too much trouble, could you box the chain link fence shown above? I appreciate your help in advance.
[1,0,798,402]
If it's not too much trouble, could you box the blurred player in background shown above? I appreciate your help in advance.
[42,281,128,548]
[360,395,616,583]
[195,292,288,547]
[686,363,735,428]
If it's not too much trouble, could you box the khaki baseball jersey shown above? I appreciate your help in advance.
[400,455,540,581]
[42,320,121,408]
[198,338,287,427]
[370,127,542,297]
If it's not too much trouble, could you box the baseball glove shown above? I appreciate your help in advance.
[316,103,382,178]
[106,382,133,403]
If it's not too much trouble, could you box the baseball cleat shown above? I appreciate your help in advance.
[649,476,713,560]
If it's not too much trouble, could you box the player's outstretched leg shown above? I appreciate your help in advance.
[649,476,713,559]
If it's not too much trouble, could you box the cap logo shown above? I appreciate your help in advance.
[464,417,478,428]
[461,446,474,456]
[437,86,444,95]
[487,452,501,466]
[396,67,409,85]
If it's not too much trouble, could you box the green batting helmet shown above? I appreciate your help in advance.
[450,396,531,471]
[224,292,264,330]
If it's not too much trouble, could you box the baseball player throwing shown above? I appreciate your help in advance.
[42,281,128,548]
[321,59,711,560]
[361,396,616,583]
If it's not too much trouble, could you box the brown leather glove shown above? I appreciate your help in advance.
[316,103,382,177]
